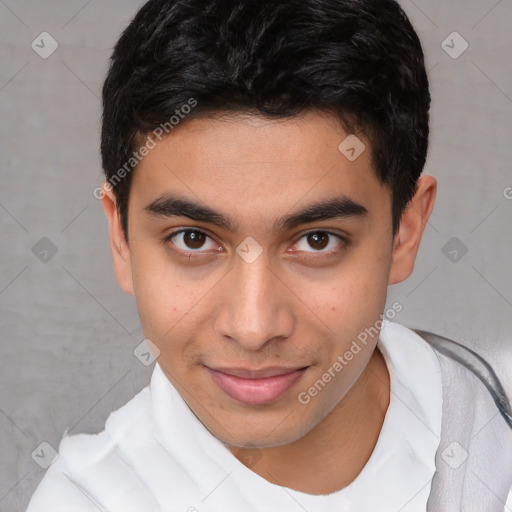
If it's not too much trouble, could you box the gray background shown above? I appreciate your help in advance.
[0,1,511,510]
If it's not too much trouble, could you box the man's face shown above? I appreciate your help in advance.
[120,112,395,448]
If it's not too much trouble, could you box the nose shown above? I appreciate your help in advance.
[214,250,295,351]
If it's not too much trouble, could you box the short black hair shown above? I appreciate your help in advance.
[100,0,430,241]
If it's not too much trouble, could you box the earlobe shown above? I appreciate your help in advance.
[388,175,437,285]
[100,182,135,296]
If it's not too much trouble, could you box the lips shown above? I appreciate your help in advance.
[206,365,308,405]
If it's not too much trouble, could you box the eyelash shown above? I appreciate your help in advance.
[163,228,349,261]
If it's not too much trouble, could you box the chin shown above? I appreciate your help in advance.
[206,408,316,449]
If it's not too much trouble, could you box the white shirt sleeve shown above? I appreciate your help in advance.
[26,461,105,512]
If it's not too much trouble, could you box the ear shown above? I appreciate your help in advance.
[100,182,135,296]
[388,174,437,285]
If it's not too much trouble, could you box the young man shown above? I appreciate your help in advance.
[28,0,512,510]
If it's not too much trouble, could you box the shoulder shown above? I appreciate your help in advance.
[383,321,512,453]
[415,327,512,434]
[384,321,510,425]
[26,385,160,512]
[412,327,512,508]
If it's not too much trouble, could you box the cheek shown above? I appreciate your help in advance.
[296,245,390,339]
[130,245,210,344]
[295,259,388,414]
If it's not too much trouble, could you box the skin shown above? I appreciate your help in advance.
[101,111,436,494]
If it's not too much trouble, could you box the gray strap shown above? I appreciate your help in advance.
[414,330,512,511]
[415,329,512,429]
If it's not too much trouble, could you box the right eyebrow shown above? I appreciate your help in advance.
[144,194,237,231]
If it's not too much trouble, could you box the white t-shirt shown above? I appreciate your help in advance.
[27,320,512,511]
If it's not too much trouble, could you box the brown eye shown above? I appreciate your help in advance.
[167,229,217,253]
[183,230,206,249]
[306,232,329,251]
[293,231,346,255]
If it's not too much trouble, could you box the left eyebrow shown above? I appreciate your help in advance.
[275,195,368,232]
[143,193,368,233]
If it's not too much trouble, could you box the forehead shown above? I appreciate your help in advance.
[130,112,391,230]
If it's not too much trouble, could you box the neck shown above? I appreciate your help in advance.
[229,347,390,495]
